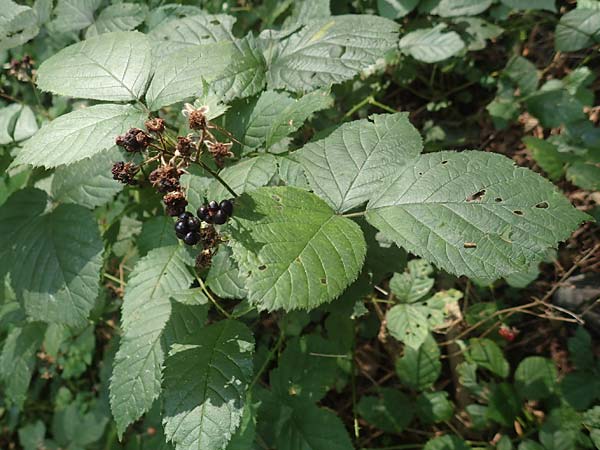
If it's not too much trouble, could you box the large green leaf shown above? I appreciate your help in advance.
[110,246,194,436]
[399,24,465,63]
[85,3,148,37]
[500,0,555,11]
[378,0,419,19]
[50,0,100,33]
[386,303,429,349]
[229,186,366,311]
[150,13,236,57]
[241,90,332,151]
[0,189,103,326]
[36,31,152,102]
[357,388,413,432]
[212,34,267,101]
[366,150,588,283]
[163,319,254,450]
[206,245,248,300]
[14,104,146,168]
[555,9,600,52]
[146,42,233,111]
[514,356,557,400]
[267,15,399,92]
[137,216,179,256]
[296,113,422,213]
[429,0,492,16]
[0,322,45,409]
[395,333,441,390]
[467,338,509,378]
[0,0,40,51]
[51,147,124,209]
[206,154,278,200]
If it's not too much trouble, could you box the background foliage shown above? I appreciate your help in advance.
[1,0,599,449]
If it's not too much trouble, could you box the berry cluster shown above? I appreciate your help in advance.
[197,199,233,225]
[174,212,202,245]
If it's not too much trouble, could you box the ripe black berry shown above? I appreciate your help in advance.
[176,231,186,240]
[208,200,219,211]
[187,216,201,231]
[178,211,193,221]
[197,206,210,222]
[174,220,188,235]
[213,209,228,225]
[183,232,201,246]
[219,199,233,216]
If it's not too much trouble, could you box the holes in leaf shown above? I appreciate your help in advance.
[463,242,477,249]
[258,265,267,271]
[535,201,549,209]
[320,278,327,285]
[441,160,448,165]
[495,197,502,203]
[271,194,282,202]
[513,210,524,216]
[467,189,486,202]
[210,19,221,25]
[418,172,423,176]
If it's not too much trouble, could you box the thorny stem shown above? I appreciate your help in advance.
[249,331,284,391]
[196,275,231,319]
[199,161,239,198]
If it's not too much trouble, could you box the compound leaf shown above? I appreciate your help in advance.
[36,31,152,102]
[110,246,194,436]
[296,113,422,213]
[366,150,589,283]
[163,319,254,450]
[14,104,146,168]
[229,186,366,311]
[267,15,398,92]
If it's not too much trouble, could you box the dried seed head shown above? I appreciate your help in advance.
[182,103,208,130]
[111,161,139,185]
[116,128,151,153]
[195,249,213,270]
[6,55,35,81]
[163,190,188,216]
[200,225,220,249]
[149,165,180,193]
[206,141,234,168]
[145,118,165,133]
[175,136,194,157]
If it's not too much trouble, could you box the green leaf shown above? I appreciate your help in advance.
[424,435,470,450]
[50,0,100,33]
[163,319,254,450]
[561,372,599,411]
[514,356,557,400]
[225,401,256,450]
[284,0,330,27]
[523,137,566,181]
[137,216,179,257]
[163,302,209,348]
[452,17,503,51]
[504,55,539,96]
[525,89,586,127]
[389,259,434,303]
[149,14,236,57]
[296,113,422,213]
[0,104,22,144]
[273,399,354,450]
[206,155,278,200]
[36,31,152,102]
[366,150,589,284]
[229,186,366,311]
[270,335,339,402]
[467,338,509,378]
[0,322,45,409]
[212,34,267,102]
[51,147,123,209]
[386,303,429,348]
[110,246,194,436]
[378,0,419,19]
[430,0,492,16]
[568,326,595,371]
[487,382,521,427]
[206,245,248,299]
[241,90,332,151]
[539,405,585,450]
[14,104,147,168]
[357,388,413,432]
[566,162,600,191]
[18,421,46,450]
[399,24,465,63]
[0,189,103,326]
[395,333,441,390]
[501,0,555,11]
[267,15,399,92]
[555,9,600,52]
[0,0,39,51]
[146,42,233,111]
[416,391,454,424]
[85,3,148,37]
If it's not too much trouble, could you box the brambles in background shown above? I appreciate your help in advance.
[197,199,234,225]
